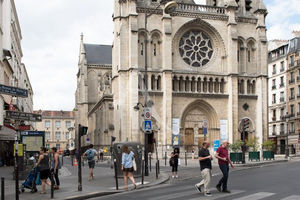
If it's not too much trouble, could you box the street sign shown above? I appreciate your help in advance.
[144,120,152,132]
[144,108,151,120]
[0,84,28,98]
[6,111,42,122]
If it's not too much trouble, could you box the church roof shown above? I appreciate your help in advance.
[84,44,112,65]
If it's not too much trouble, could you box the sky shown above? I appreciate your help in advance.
[14,0,300,111]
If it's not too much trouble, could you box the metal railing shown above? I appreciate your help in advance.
[177,3,225,14]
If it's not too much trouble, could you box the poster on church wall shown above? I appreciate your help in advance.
[172,118,180,135]
[220,120,228,142]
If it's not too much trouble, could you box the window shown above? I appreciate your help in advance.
[290,72,295,83]
[45,132,50,140]
[65,121,71,128]
[66,132,70,140]
[280,108,285,117]
[272,125,276,135]
[46,144,50,149]
[290,122,295,133]
[272,110,276,120]
[55,121,61,128]
[290,88,295,99]
[272,64,276,74]
[153,44,157,56]
[141,43,144,56]
[280,61,284,71]
[280,92,284,102]
[45,121,50,128]
[290,55,295,67]
[298,86,300,97]
[291,104,295,115]
[55,132,61,140]
[248,50,251,62]
[280,123,285,134]
[298,103,300,114]
[56,144,60,150]
[272,94,276,103]
[272,79,276,89]
[280,76,284,87]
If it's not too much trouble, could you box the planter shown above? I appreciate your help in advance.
[263,151,274,160]
[249,151,260,162]
[230,152,243,164]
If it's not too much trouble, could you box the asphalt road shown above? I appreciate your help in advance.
[91,161,300,200]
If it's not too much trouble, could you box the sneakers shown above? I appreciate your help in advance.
[175,175,178,178]
[194,185,201,193]
[216,185,222,192]
[172,175,175,178]
[204,192,212,197]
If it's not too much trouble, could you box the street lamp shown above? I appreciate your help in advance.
[141,0,177,177]
[284,113,290,158]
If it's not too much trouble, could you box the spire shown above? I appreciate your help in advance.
[80,33,85,55]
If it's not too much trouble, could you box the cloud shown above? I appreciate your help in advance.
[15,0,114,110]
[265,0,300,40]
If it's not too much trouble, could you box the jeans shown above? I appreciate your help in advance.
[196,168,212,193]
[217,164,229,190]
[50,169,60,186]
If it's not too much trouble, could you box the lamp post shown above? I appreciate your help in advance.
[285,113,290,158]
[140,0,177,177]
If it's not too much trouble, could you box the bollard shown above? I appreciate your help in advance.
[165,152,167,166]
[141,159,144,185]
[71,156,74,166]
[185,151,187,166]
[158,160,160,174]
[155,162,158,179]
[1,177,4,200]
[61,155,64,166]
[113,159,118,190]
[50,172,54,199]
[149,153,151,172]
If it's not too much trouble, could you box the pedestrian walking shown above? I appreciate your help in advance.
[83,144,99,181]
[194,141,212,197]
[121,145,136,191]
[99,148,104,162]
[36,147,51,194]
[171,148,179,178]
[192,147,195,160]
[215,140,234,193]
[50,147,61,190]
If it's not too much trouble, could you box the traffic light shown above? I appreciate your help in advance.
[111,136,116,142]
[243,118,250,131]
[79,124,88,137]
[245,0,252,11]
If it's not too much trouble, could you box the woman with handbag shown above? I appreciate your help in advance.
[171,148,179,178]
[121,145,137,191]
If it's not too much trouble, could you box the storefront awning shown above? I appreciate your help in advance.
[0,126,16,141]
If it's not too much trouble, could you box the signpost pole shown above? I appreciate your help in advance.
[78,124,82,191]
[15,125,19,200]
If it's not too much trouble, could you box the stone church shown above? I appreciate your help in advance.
[75,0,268,154]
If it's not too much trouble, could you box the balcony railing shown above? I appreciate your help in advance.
[272,71,277,75]
[280,67,285,72]
[280,97,285,102]
[297,76,300,82]
[280,116,285,120]
[272,117,276,121]
[272,132,276,136]
[289,79,295,84]
[280,131,285,135]
[272,100,276,104]
[297,112,300,116]
[289,96,295,100]
[290,113,295,117]
[279,83,285,88]
[272,85,276,90]
[177,3,226,14]
[289,130,295,134]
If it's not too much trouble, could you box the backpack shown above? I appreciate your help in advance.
[86,149,95,161]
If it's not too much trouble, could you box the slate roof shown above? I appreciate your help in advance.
[84,44,112,65]
[34,110,74,118]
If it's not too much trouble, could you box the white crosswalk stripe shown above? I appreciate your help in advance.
[148,190,196,200]
[232,192,275,200]
[281,195,300,200]
[188,189,245,200]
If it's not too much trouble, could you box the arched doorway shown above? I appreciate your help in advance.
[180,100,219,152]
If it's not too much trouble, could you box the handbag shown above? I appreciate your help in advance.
[132,157,137,171]
[169,157,175,166]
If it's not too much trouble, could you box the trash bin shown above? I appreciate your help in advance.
[112,142,143,178]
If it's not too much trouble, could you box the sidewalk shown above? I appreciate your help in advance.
[1,158,169,200]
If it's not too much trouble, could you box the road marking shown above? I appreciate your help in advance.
[281,195,300,200]
[188,189,245,200]
[232,192,275,200]
[108,182,149,190]
[147,190,197,200]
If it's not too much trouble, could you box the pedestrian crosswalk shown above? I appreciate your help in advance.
[232,192,275,200]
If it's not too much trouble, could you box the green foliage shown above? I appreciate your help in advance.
[229,140,244,152]
[262,140,275,151]
[246,137,260,152]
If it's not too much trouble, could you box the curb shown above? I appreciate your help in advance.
[57,172,170,200]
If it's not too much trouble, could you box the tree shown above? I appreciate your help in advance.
[246,137,260,152]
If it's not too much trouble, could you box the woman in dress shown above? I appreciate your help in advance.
[121,145,136,191]
[36,147,50,194]
[171,148,179,178]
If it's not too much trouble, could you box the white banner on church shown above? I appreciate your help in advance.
[220,120,228,142]
[172,118,180,135]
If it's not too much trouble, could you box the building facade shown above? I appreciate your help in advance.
[267,40,288,154]
[76,0,269,154]
[34,111,75,151]
[286,34,300,155]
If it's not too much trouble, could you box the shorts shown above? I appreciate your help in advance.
[88,160,95,169]
[122,167,134,172]
[40,169,50,180]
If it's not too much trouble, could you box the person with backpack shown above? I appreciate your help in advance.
[50,147,61,190]
[83,144,99,181]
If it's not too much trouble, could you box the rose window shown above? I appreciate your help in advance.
[179,30,213,67]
